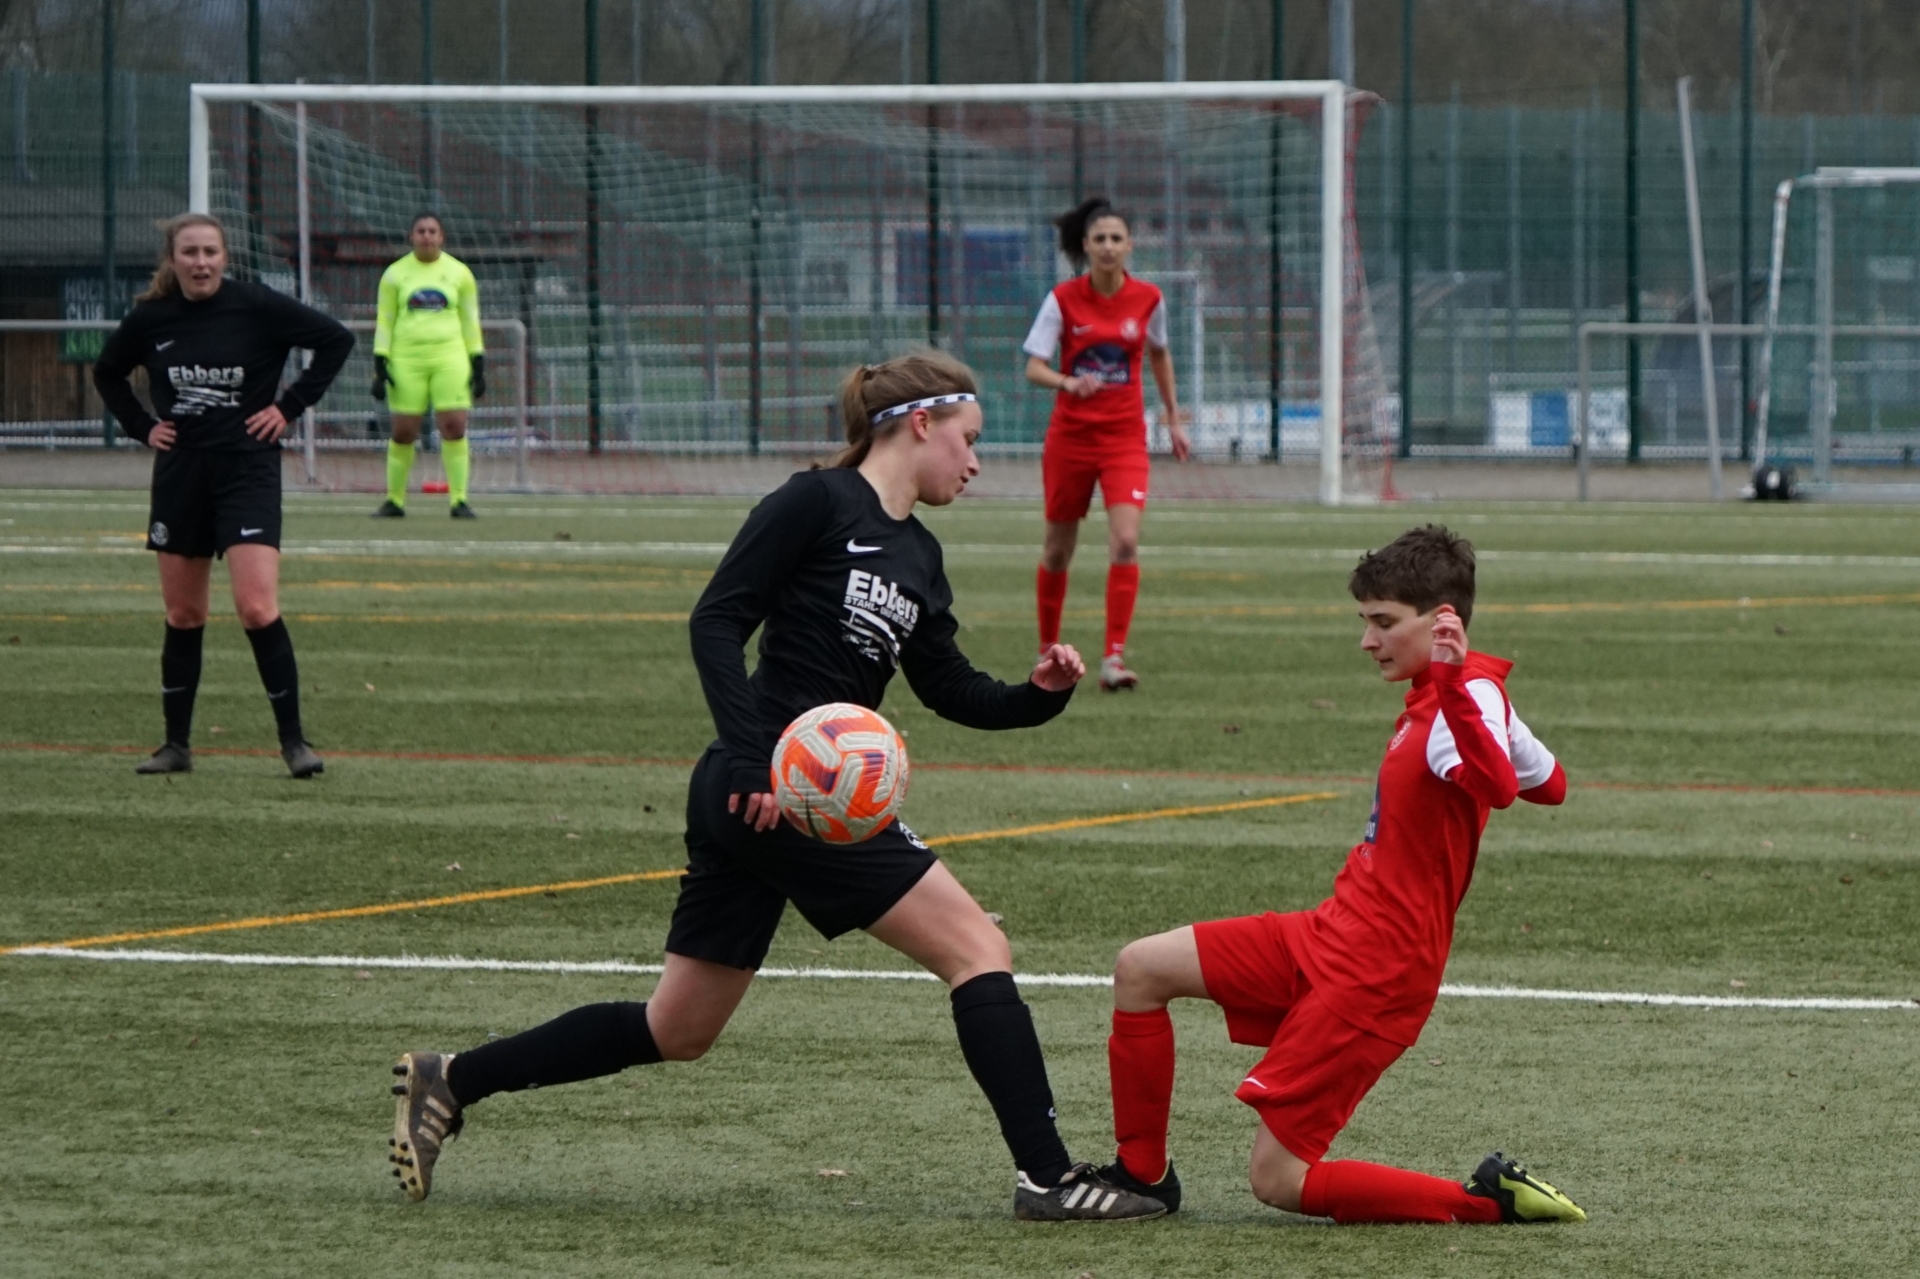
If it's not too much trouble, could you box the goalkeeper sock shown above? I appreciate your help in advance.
[385,440,414,508]
[1299,1159,1503,1225]
[442,436,471,506]
[1035,566,1068,650]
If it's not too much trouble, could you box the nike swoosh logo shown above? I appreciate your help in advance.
[239,528,263,537]
[846,540,881,554]
[160,685,186,694]
[267,689,289,700]
[155,339,176,350]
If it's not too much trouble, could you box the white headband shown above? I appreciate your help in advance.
[870,393,977,426]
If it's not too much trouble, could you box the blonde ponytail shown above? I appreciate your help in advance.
[825,350,980,469]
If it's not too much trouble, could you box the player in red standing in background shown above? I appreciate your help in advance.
[1023,198,1190,691]
[1096,526,1590,1225]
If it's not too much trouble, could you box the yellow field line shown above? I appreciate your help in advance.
[927,791,1340,845]
[1,791,1342,954]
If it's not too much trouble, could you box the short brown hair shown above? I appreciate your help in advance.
[828,350,980,469]
[1348,525,1476,624]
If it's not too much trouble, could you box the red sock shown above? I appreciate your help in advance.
[1300,1159,1502,1225]
[1107,1008,1175,1183]
[1104,562,1140,658]
[1035,566,1069,650]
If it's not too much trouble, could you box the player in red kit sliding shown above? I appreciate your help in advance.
[1023,198,1190,691]
[1097,526,1589,1225]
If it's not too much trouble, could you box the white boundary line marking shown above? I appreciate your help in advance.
[11,947,1915,1011]
[13,538,1920,569]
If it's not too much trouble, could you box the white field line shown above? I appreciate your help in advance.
[11,947,1916,1011]
[12,535,1920,570]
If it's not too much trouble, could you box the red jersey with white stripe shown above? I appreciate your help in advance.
[1022,273,1168,442]
[1277,652,1566,1047]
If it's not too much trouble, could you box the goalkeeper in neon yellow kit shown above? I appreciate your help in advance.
[371,213,485,518]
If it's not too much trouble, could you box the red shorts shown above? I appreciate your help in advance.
[1042,432,1149,524]
[1193,911,1407,1163]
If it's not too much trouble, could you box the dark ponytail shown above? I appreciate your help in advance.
[827,350,980,469]
[1054,196,1125,272]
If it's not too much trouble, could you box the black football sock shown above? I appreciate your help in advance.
[243,616,304,747]
[160,623,204,746]
[950,971,1074,1186]
[446,1001,662,1106]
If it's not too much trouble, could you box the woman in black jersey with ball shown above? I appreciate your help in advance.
[94,213,354,778]
[387,352,1168,1223]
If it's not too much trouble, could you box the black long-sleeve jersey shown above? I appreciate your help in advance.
[92,280,355,450]
[690,467,1074,795]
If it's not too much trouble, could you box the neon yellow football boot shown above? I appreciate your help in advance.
[1465,1151,1588,1223]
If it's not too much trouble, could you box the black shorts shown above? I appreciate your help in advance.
[663,744,939,971]
[146,448,283,559]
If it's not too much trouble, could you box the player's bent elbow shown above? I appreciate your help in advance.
[1519,762,1568,807]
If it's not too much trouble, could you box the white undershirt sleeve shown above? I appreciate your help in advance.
[1426,678,1513,780]
[1506,705,1558,790]
[1145,298,1169,350]
[1022,292,1064,361]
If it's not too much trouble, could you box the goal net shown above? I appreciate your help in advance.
[191,82,1384,502]
[1755,167,1920,496]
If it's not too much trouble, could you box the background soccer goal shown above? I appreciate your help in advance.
[188,80,1387,502]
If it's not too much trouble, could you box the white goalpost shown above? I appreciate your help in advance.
[1755,166,1920,499]
[187,80,1372,502]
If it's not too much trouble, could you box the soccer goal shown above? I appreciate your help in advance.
[187,80,1387,503]
[1754,167,1920,500]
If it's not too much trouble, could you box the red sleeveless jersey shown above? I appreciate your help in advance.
[1022,273,1168,442]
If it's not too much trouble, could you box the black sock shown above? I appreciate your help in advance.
[446,1001,662,1106]
[160,624,204,746]
[950,972,1073,1186]
[243,616,304,747]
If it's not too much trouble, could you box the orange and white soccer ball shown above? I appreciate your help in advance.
[770,702,910,843]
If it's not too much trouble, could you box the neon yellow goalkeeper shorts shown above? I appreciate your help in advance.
[387,346,473,415]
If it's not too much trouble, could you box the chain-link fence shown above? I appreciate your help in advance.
[6,1,1920,482]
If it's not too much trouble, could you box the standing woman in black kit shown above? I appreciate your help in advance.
[387,352,1169,1223]
[93,213,355,778]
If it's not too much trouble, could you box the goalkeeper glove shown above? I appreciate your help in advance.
[468,354,486,400]
[371,355,390,402]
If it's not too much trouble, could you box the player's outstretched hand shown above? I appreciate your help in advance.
[1031,642,1087,691]
[147,421,177,451]
[729,790,783,833]
[1430,604,1467,666]
[244,405,290,443]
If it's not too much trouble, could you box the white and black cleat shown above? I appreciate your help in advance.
[389,1051,464,1202]
[1013,1161,1168,1222]
[282,740,325,779]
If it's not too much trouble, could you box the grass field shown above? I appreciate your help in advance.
[3,488,1918,1278]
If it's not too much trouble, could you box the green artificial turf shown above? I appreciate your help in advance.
[2,491,1918,1277]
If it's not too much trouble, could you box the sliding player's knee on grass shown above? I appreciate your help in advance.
[1247,1126,1311,1212]
[1112,926,1206,1013]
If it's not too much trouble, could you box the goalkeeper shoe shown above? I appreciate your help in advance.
[449,501,477,519]
[1099,655,1140,692]
[1014,1161,1168,1222]
[390,1051,464,1202]
[1094,1158,1182,1213]
[1465,1152,1587,1224]
[134,742,193,774]
[372,500,406,519]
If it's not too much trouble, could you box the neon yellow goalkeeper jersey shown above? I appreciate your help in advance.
[374,251,483,357]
